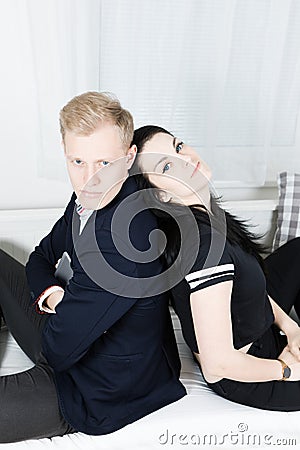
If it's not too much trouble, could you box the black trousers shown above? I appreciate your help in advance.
[1,238,300,443]
[0,249,75,443]
[208,237,300,411]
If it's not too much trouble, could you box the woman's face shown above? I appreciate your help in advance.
[138,133,212,205]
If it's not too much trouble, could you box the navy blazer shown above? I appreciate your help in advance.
[26,177,186,435]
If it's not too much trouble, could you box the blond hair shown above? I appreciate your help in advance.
[59,91,134,148]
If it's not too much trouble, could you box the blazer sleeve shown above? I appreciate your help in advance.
[25,194,76,302]
[41,223,139,372]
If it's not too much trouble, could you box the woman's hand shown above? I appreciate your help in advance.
[278,342,300,380]
[278,344,300,366]
[285,324,300,361]
[268,296,300,360]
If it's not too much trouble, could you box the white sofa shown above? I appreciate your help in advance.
[1,200,300,450]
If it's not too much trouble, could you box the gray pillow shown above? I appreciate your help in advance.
[273,172,300,250]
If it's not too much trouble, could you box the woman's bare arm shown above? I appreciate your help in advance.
[190,281,300,382]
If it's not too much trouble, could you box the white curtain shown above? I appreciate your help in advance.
[1,0,300,208]
[0,0,100,208]
[98,0,300,186]
[26,0,101,180]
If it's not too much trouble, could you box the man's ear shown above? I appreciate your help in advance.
[126,145,137,169]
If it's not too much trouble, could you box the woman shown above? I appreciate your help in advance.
[131,124,300,411]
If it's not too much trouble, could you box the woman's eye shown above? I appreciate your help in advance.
[101,161,110,167]
[162,162,171,173]
[175,142,183,153]
[74,159,82,166]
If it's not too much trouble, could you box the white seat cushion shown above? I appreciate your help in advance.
[0,311,300,449]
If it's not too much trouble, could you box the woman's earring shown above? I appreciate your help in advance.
[158,191,172,203]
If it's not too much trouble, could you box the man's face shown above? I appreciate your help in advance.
[64,122,135,210]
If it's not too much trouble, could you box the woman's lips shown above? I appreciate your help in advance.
[191,161,200,177]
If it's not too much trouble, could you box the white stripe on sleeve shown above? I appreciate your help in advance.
[185,263,234,290]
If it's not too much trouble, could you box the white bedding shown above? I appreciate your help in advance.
[0,310,299,450]
[1,201,299,449]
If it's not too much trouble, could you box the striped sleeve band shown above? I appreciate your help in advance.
[185,263,235,290]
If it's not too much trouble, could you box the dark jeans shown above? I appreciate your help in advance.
[208,237,300,411]
[264,237,300,317]
[0,249,75,443]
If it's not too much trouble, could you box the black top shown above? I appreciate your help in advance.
[172,221,274,352]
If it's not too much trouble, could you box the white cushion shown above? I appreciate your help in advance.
[1,311,300,449]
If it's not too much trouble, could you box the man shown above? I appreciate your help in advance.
[0,92,186,443]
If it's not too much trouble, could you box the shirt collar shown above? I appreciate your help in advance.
[75,198,93,218]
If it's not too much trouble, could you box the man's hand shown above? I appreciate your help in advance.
[44,290,64,312]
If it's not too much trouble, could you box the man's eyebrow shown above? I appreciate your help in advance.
[65,155,113,162]
[153,156,168,171]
